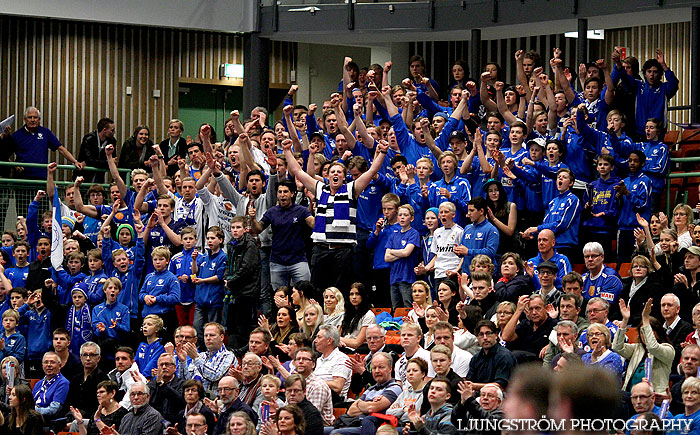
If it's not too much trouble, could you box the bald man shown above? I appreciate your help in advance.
[528,229,571,290]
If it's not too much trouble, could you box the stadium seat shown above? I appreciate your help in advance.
[626,327,639,343]
[604,263,617,271]
[393,307,411,318]
[29,378,41,390]
[371,307,391,316]
[618,263,632,278]
[333,407,347,418]
[572,264,585,274]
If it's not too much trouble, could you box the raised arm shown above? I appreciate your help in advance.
[282,105,303,153]
[282,138,317,193]
[479,72,497,112]
[46,162,57,198]
[353,140,389,195]
[525,87,541,135]
[381,85,400,118]
[494,81,518,125]
[134,178,155,213]
[335,99,358,151]
[354,103,375,150]
[514,50,533,100]
[149,156,169,196]
[72,176,100,219]
[105,144,128,199]
[597,58,615,106]
[551,55,576,103]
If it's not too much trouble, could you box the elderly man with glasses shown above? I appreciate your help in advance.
[577,297,619,353]
[66,342,109,417]
[148,353,186,426]
[204,376,257,435]
[117,382,164,435]
[581,242,622,319]
[346,324,401,396]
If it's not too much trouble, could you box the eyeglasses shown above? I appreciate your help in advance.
[241,361,260,367]
[477,331,495,337]
[366,336,382,341]
[130,391,146,397]
[81,353,99,358]
[631,265,648,269]
[584,254,601,259]
[295,356,313,362]
[587,308,606,314]
[674,212,687,217]
[217,387,237,393]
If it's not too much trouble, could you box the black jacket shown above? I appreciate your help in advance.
[76,130,116,182]
[118,136,154,170]
[469,292,500,320]
[451,397,503,435]
[26,256,52,292]
[296,398,324,435]
[178,403,216,435]
[159,137,188,177]
[225,233,261,299]
[494,274,534,303]
[148,376,186,425]
[618,273,665,325]
[66,369,109,417]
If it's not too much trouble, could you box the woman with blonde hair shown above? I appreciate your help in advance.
[301,302,324,342]
[672,203,694,250]
[227,410,256,435]
[407,281,432,323]
[0,356,27,406]
[322,287,345,328]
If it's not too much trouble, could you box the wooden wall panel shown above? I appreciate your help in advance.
[0,16,295,167]
[603,22,692,127]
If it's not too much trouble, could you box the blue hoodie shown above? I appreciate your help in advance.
[84,270,109,305]
[609,135,669,196]
[16,304,52,360]
[459,219,500,273]
[561,126,595,184]
[139,269,181,317]
[389,113,433,165]
[91,300,130,340]
[169,248,195,304]
[0,331,26,362]
[510,162,545,213]
[618,171,652,231]
[427,176,472,227]
[576,111,628,175]
[583,175,621,235]
[612,65,679,135]
[103,238,145,319]
[356,173,393,232]
[194,249,228,309]
[51,267,88,305]
[537,190,581,250]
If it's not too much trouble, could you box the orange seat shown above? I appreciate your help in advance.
[626,327,639,343]
[618,263,632,278]
[572,264,585,274]
[393,307,411,318]
[29,378,41,390]
[333,407,347,418]
[604,263,617,271]
[371,307,391,316]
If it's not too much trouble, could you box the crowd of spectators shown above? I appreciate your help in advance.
[0,43,697,435]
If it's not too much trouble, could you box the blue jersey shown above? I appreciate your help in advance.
[16,304,52,360]
[532,161,568,208]
[618,172,651,231]
[84,271,109,305]
[6,265,29,288]
[509,162,545,213]
[612,65,679,135]
[497,145,527,206]
[537,190,581,250]
[390,113,433,165]
[386,227,421,285]
[91,300,130,340]
[103,238,145,318]
[582,176,621,235]
[610,135,669,196]
[427,176,472,227]
[527,251,571,290]
[0,331,26,362]
[194,250,228,309]
[367,223,401,270]
[562,126,595,183]
[356,173,393,232]
[169,249,195,304]
[135,338,165,379]
[582,266,622,305]
[459,219,500,273]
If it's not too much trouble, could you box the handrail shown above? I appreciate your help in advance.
[0,161,131,173]
[666,156,700,213]
[0,161,132,186]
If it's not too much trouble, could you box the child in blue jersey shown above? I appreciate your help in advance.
[135,314,165,379]
[139,245,180,340]
[191,226,227,339]
[52,251,88,305]
[493,121,528,207]
[1,231,17,268]
[170,227,197,326]
[92,277,130,359]
[15,290,50,378]
[609,118,668,212]
[0,309,26,362]
[101,216,146,334]
[366,193,401,308]
[82,184,106,245]
[84,249,108,304]
[42,282,93,356]
[99,200,137,262]
[616,150,652,264]
[6,241,31,289]
[582,154,620,261]
[522,168,581,260]
[385,204,421,309]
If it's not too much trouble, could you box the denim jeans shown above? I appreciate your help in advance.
[270,261,311,292]
[390,281,414,309]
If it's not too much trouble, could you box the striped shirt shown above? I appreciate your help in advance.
[311,181,358,244]
[181,345,236,396]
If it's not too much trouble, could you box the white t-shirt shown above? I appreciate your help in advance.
[314,347,352,398]
[430,224,464,278]
[450,345,473,377]
[342,310,376,339]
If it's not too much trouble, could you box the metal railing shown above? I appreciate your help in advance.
[667,155,700,214]
[0,161,133,232]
